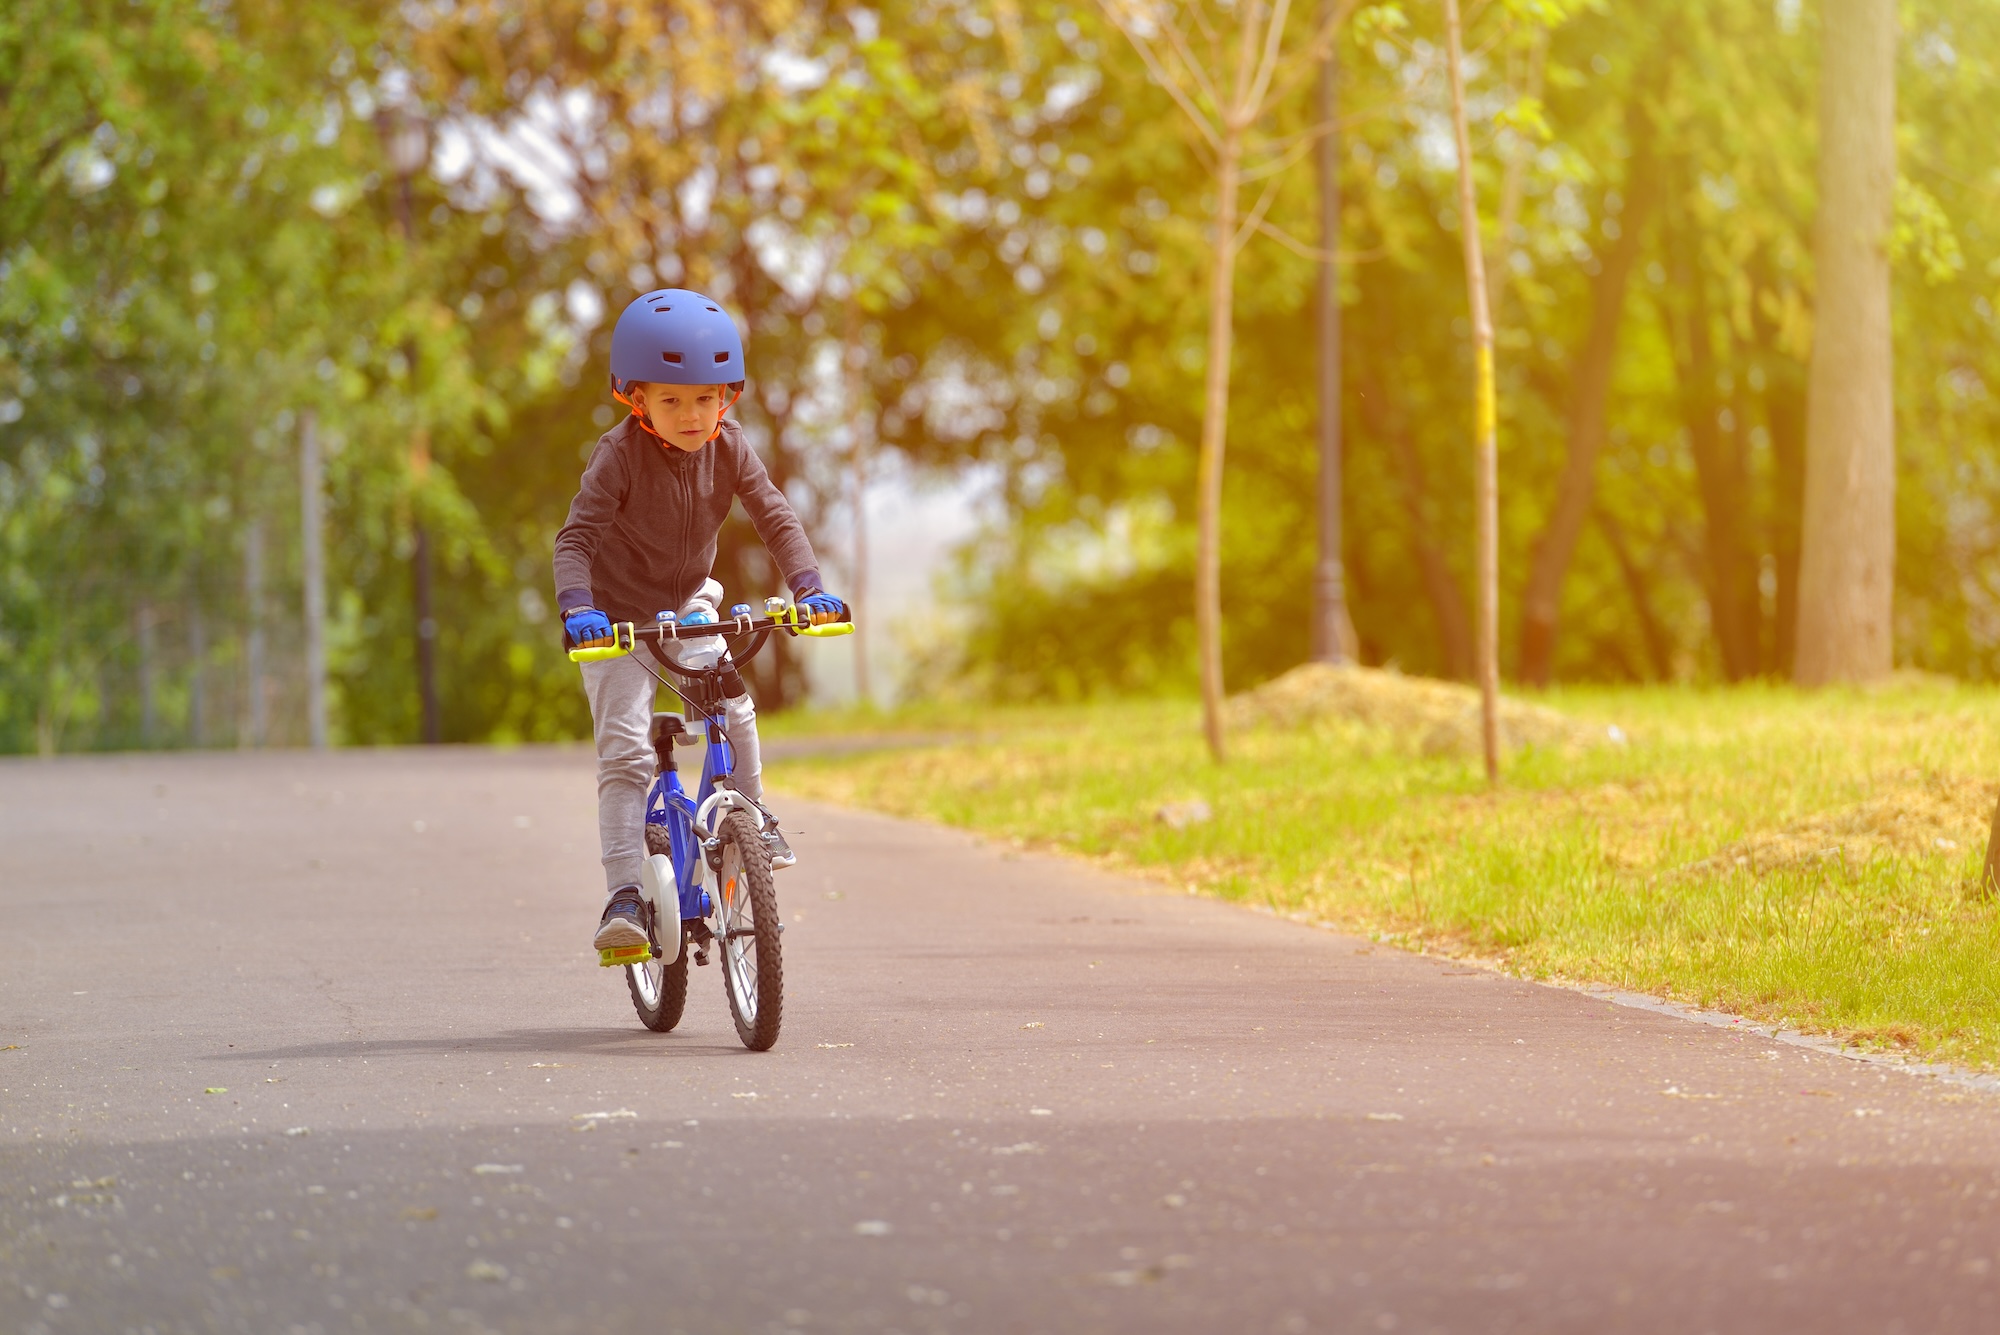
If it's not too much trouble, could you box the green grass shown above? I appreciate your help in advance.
[765,680,2000,1068]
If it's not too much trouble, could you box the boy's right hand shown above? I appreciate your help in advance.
[564,606,615,649]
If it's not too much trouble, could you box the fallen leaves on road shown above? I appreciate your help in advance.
[1660,1086,1721,1100]
[853,1220,893,1236]
[284,1127,310,1137]
[1,1045,21,1052]
[815,1043,854,1049]
[990,1143,1044,1156]
[1853,1108,1886,1118]
[1021,1023,1044,1030]
[400,1206,438,1221]
[1366,1112,1404,1122]
[572,1109,636,1120]
[465,1259,508,1282]
[473,1164,523,1175]
[731,1092,759,1100]
[1029,1107,1053,1116]
[203,1087,227,1095]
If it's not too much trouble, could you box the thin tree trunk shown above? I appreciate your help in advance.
[1664,194,1759,680]
[1357,342,1474,678]
[1766,353,1808,676]
[1983,792,2000,897]
[243,519,267,749]
[1442,0,1499,783]
[1594,504,1673,680]
[1517,96,1660,687]
[1796,0,1897,684]
[300,409,328,750]
[187,586,207,748]
[1197,135,1242,762]
[137,600,157,748]
[1313,25,1357,665]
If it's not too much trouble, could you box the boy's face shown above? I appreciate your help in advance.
[629,382,727,452]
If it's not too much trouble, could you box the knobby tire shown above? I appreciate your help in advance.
[717,808,783,1051]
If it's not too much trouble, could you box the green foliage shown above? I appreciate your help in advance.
[6,0,2000,754]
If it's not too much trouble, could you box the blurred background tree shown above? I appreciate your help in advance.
[3,0,1996,752]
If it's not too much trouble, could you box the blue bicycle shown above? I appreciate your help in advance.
[568,598,852,1050]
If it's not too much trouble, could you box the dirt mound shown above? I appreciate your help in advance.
[1698,772,1998,876]
[1226,663,1614,758]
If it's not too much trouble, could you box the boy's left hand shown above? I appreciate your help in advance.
[799,591,846,626]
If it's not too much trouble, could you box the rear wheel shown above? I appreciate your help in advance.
[716,809,783,1051]
[628,824,689,1032]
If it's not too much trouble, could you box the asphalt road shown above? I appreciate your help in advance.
[5,747,2000,1335]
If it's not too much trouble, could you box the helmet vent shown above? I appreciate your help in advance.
[653,305,671,313]
[714,352,730,364]
[662,351,683,364]
[706,305,719,312]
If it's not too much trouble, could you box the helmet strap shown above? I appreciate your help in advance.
[611,381,742,449]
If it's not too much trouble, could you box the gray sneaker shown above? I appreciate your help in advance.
[592,886,650,952]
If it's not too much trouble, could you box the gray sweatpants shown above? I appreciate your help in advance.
[579,589,761,897]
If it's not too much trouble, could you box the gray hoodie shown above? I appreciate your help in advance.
[552,415,821,623]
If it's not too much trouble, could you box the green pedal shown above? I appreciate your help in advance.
[599,944,652,968]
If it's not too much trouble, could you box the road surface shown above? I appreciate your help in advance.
[4,746,1999,1334]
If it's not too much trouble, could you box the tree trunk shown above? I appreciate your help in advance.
[1312,28,1357,665]
[1356,337,1474,679]
[1196,134,1243,763]
[1983,792,2000,898]
[300,409,328,750]
[1516,95,1660,687]
[1443,0,1499,783]
[1795,0,1897,685]
[1663,192,1759,680]
[1594,505,1673,680]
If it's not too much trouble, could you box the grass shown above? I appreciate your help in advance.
[764,676,2000,1068]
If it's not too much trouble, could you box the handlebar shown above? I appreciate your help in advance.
[567,603,854,664]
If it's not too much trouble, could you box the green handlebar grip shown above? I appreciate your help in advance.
[799,622,856,638]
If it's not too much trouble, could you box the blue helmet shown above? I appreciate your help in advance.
[608,289,745,389]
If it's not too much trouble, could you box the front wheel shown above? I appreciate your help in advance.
[716,809,783,1051]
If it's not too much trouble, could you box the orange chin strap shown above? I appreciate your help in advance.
[612,382,743,449]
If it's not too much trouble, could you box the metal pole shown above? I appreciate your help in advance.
[244,518,267,748]
[414,524,439,744]
[188,582,206,748]
[844,302,871,706]
[1313,17,1353,665]
[137,600,157,747]
[395,166,441,745]
[300,409,328,750]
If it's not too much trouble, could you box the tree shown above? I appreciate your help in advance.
[1441,0,1499,780]
[1100,0,1356,761]
[1794,0,1897,684]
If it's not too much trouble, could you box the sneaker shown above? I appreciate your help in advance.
[749,799,797,870]
[592,886,650,952]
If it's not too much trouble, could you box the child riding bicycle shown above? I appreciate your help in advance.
[553,290,844,958]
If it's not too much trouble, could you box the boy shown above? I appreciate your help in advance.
[553,289,844,955]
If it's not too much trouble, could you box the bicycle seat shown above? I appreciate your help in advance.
[649,712,703,749]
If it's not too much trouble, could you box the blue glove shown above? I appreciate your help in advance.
[680,607,717,627]
[798,591,846,626]
[564,606,613,648]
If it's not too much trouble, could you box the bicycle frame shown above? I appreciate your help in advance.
[641,700,739,926]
